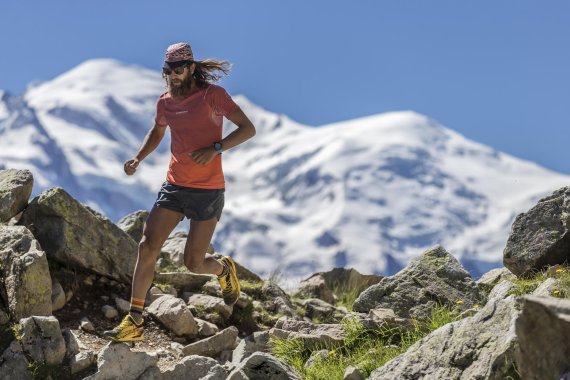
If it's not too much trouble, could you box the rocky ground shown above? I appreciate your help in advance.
[51,268,182,379]
[5,169,570,379]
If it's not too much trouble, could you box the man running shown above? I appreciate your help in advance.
[104,42,256,342]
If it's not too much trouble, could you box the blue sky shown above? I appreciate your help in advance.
[1,1,569,173]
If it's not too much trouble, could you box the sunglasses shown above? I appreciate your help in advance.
[162,65,187,76]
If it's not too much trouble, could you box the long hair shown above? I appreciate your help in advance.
[163,58,232,89]
[192,58,232,87]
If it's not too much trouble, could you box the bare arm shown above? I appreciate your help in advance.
[124,123,167,175]
[220,107,256,151]
[190,107,257,165]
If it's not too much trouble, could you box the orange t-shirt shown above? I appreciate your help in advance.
[154,84,239,189]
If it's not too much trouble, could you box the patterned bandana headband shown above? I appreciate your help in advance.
[165,42,194,63]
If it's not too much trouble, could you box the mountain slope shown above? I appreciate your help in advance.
[1,59,569,281]
[220,110,570,278]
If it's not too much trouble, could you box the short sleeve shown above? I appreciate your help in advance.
[154,96,168,126]
[205,85,240,117]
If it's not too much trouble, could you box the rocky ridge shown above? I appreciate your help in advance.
[2,168,570,379]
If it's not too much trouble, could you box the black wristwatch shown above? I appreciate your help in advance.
[213,141,223,155]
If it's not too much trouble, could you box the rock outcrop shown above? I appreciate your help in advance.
[146,295,199,337]
[19,187,138,283]
[0,169,33,223]
[504,187,570,277]
[117,210,149,243]
[0,225,52,320]
[85,342,158,380]
[353,245,485,320]
[515,295,570,379]
[369,292,520,379]
[294,267,382,305]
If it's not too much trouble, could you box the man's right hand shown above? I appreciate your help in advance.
[124,158,140,175]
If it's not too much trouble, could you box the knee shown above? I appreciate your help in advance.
[138,236,162,258]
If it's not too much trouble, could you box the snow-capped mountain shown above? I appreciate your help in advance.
[2,59,569,282]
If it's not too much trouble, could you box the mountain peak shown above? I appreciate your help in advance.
[24,59,164,111]
[56,58,153,79]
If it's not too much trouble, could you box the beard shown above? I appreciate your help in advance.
[168,74,193,98]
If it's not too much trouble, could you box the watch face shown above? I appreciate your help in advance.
[214,142,222,150]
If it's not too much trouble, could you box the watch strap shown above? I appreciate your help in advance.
[213,142,223,155]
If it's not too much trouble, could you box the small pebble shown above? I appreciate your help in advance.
[80,317,94,332]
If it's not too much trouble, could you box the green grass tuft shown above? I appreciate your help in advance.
[270,303,465,379]
[509,271,548,296]
[240,280,265,300]
[28,360,67,380]
[332,282,362,311]
[510,264,570,299]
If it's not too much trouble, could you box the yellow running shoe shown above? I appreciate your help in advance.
[103,314,144,342]
[218,256,240,306]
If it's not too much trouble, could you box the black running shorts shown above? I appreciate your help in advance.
[154,182,225,221]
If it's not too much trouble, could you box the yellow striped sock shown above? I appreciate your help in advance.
[130,297,145,314]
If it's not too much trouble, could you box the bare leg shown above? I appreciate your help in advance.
[184,216,224,275]
[131,206,183,300]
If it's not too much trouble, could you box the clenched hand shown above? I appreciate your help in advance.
[124,158,140,175]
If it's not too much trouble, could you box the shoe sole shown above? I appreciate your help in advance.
[107,334,144,342]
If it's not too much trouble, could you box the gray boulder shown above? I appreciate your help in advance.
[294,274,334,304]
[139,355,227,380]
[486,280,517,302]
[0,225,52,320]
[70,351,97,375]
[196,318,219,337]
[0,169,33,223]
[162,232,219,268]
[19,187,138,283]
[62,328,80,360]
[117,210,149,243]
[269,318,344,350]
[232,331,271,364]
[348,307,413,332]
[369,294,520,379]
[0,341,32,380]
[160,231,188,266]
[146,295,198,337]
[302,298,347,322]
[51,279,66,312]
[353,245,485,320]
[148,285,177,303]
[181,326,239,357]
[503,187,570,277]
[186,293,233,321]
[84,342,158,380]
[228,352,303,380]
[344,366,365,380]
[476,267,516,293]
[153,272,212,291]
[19,316,66,365]
[515,295,570,379]
[261,281,297,318]
[294,268,382,305]
[531,277,567,297]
